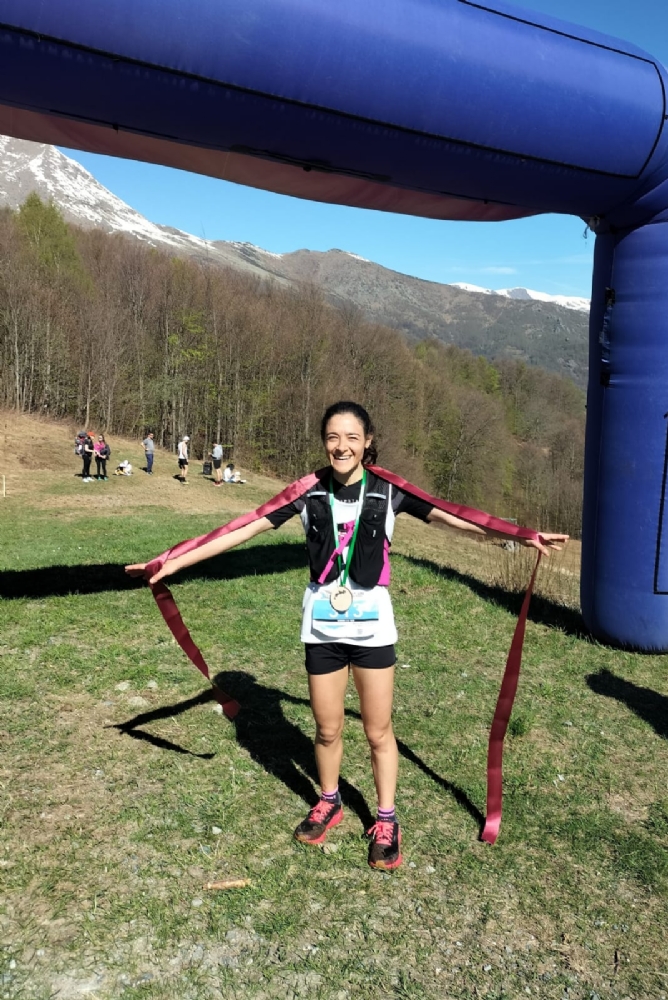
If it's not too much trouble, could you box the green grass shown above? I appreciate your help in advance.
[2,485,668,999]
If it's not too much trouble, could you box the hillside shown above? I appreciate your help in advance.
[0,135,589,387]
[256,248,589,386]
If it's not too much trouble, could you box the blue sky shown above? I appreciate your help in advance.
[60,0,668,299]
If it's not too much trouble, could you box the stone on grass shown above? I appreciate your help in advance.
[115,681,130,691]
[128,696,150,708]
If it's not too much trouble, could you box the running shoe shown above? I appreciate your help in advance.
[366,820,402,870]
[294,799,343,845]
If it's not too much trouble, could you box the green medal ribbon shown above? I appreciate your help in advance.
[328,469,366,588]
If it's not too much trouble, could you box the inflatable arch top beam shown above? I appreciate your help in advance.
[2,0,668,649]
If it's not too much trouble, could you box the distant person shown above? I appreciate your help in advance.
[74,431,86,473]
[223,462,246,483]
[211,442,224,485]
[114,460,133,476]
[143,432,155,475]
[95,435,111,480]
[177,436,190,484]
[81,433,95,482]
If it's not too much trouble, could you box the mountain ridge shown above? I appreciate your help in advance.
[0,134,590,388]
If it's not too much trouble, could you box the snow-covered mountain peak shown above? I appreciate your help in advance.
[450,281,590,313]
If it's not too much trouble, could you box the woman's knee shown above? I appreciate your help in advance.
[364,721,395,752]
[315,718,344,747]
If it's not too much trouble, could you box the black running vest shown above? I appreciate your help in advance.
[304,470,390,588]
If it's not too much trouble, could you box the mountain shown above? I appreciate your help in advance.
[252,249,589,386]
[0,135,590,387]
[0,135,290,284]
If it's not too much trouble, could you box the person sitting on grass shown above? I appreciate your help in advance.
[223,462,246,484]
[126,401,567,871]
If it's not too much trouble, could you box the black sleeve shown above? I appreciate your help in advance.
[265,498,304,529]
[394,489,434,522]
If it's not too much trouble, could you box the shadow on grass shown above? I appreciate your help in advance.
[108,690,216,759]
[402,555,586,639]
[0,543,308,599]
[112,671,483,832]
[586,668,668,740]
[0,547,585,640]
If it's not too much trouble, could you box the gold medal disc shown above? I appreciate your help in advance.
[330,586,353,612]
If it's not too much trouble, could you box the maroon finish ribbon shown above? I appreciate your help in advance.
[144,469,322,719]
[144,463,543,842]
[368,466,543,845]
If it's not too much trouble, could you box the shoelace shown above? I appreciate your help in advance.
[309,799,338,823]
[368,820,395,846]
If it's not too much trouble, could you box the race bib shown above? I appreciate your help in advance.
[312,597,379,623]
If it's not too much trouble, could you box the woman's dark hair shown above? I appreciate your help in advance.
[320,401,378,465]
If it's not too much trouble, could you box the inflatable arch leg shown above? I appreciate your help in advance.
[582,220,668,650]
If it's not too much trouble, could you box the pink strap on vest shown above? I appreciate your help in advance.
[145,463,542,842]
[318,520,355,585]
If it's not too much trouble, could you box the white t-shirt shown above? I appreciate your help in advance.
[299,490,398,647]
[178,440,188,461]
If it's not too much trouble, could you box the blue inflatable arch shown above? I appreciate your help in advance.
[2,0,668,650]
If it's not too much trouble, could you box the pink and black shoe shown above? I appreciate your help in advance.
[294,799,343,845]
[366,820,402,870]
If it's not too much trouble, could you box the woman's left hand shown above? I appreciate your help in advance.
[523,533,569,557]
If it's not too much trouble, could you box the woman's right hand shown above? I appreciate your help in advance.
[125,559,179,586]
[125,562,147,578]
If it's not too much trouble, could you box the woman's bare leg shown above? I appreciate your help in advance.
[351,665,397,810]
[308,668,349,792]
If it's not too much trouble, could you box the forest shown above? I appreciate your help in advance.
[0,194,585,534]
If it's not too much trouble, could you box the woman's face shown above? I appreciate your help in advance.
[323,413,371,479]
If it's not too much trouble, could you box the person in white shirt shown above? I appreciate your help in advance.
[177,436,189,484]
[222,463,246,483]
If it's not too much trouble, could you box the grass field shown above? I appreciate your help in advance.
[1,413,667,999]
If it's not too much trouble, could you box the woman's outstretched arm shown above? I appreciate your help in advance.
[125,516,275,585]
[426,508,568,557]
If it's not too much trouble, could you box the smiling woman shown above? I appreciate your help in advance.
[1,0,665,647]
[125,399,567,865]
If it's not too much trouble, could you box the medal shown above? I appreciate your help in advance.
[320,469,367,608]
[330,585,353,612]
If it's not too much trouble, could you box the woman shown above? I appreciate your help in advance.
[126,402,566,870]
[81,433,95,482]
[94,435,110,480]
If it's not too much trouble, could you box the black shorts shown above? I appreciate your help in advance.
[305,642,396,675]
[212,458,222,469]
[178,458,189,468]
